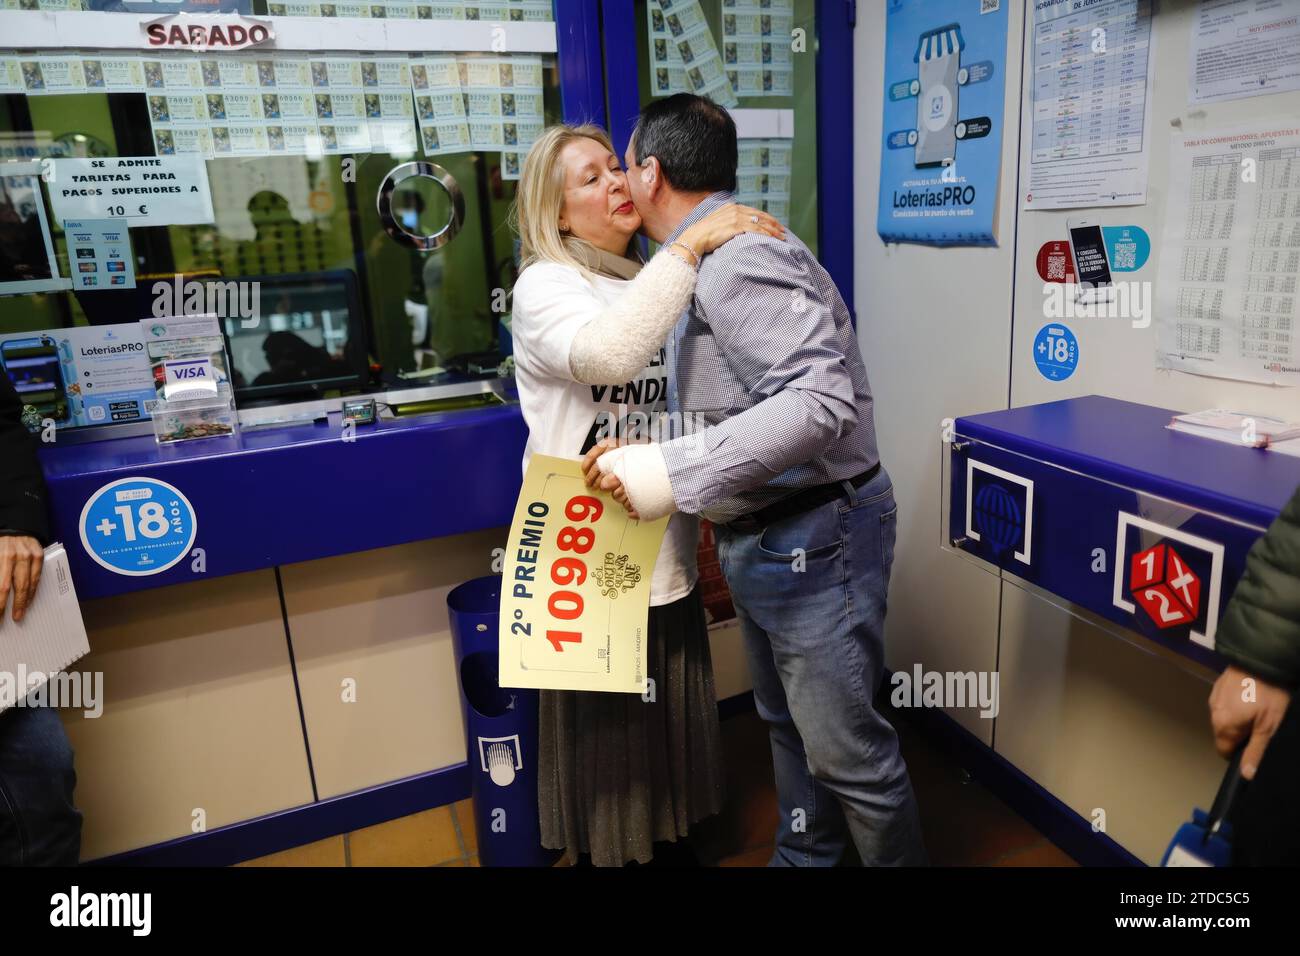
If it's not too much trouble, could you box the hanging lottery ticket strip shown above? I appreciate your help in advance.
[1,48,548,179]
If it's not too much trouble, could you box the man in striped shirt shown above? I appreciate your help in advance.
[587,94,926,866]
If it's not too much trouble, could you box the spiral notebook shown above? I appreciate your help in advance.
[0,544,90,716]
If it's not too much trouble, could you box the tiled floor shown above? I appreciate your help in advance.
[691,706,1077,867]
[238,705,1077,867]
[236,802,483,868]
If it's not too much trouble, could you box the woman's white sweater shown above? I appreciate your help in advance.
[567,250,697,386]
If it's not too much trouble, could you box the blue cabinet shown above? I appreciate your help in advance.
[946,396,1300,670]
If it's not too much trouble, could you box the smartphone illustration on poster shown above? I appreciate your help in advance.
[914,24,963,168]
[1066,218,1116,304]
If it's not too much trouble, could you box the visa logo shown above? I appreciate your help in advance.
[174,367,208,379]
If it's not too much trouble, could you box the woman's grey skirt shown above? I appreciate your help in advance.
[537,585,726,866]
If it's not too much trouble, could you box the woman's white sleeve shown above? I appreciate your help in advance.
[567,251,697,385]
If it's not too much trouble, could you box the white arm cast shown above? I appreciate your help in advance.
[596,443,678,521]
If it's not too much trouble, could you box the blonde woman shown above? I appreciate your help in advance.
[509,123,783,866]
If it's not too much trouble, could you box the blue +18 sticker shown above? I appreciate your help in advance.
[78,477,197,576]
[1033,323,1079,381]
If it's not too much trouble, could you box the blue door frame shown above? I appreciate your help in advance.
[556,0,607,128]
[815,0,856,316]
[596,0,857,313]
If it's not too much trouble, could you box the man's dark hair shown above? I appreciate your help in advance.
[633,93,737,193]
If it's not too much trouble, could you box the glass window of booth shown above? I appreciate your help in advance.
[0,36,561,423]
[633,0,819,257]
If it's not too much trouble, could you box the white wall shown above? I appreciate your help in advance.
[854,0,1026,744]
[855,0,1300,863]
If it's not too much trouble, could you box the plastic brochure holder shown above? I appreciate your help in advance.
[141,315,241,445]
[150,393,239,445]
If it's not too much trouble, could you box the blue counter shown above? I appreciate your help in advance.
[40,402,529,600]
[955,396,1300,528]
[950,396,1300,669]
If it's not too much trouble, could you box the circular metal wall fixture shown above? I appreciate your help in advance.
[376,161,465,251]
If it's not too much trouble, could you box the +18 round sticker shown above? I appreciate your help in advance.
[1033,323,1079,382]
[79,477,197,576]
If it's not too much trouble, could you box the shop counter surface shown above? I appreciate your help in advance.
[39,402,529,600]
[955,396,1300,528]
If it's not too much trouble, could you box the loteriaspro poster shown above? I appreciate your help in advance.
[0,324,155,429]
[498,455,669,694]
[876,0,1009,246]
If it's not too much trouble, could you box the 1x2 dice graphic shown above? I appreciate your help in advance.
[1130,542,1201,629]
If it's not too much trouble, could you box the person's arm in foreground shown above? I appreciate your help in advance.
[0,371,49,623]
[1208,484,1300,778]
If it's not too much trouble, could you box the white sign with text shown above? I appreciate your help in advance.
[49,156,214,227]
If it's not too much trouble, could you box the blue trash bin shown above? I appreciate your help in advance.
[447,576,556,867]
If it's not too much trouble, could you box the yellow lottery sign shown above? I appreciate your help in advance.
[499,454,669,694]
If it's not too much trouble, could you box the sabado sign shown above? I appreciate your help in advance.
[142,14,275,52]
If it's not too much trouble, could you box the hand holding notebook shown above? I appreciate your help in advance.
[0,544,91,716]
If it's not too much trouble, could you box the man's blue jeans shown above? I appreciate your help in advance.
[0,705,81,865]
[714,468,926,866]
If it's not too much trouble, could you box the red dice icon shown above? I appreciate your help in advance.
[1130,542,1201,629]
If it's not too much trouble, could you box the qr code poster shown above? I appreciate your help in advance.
[1034,225,1151,283]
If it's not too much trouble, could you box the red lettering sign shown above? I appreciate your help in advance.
[141,15,275,52]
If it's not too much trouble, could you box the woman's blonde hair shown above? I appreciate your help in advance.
[510,123,633,282]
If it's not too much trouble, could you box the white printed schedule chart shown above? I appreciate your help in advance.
[1031,0,1148,162]
[1156,126,1300,387]
[1244,145,1300,368]
[1023,0,1154,209]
